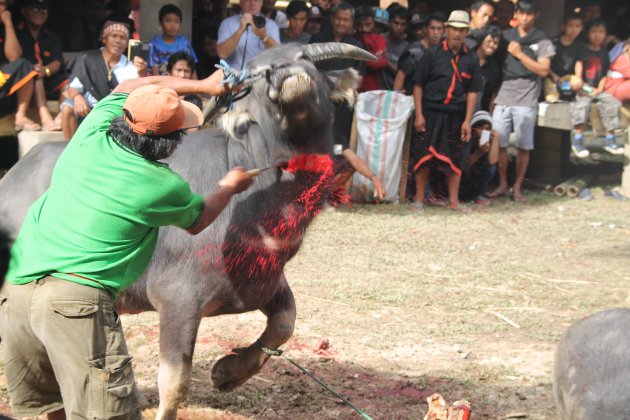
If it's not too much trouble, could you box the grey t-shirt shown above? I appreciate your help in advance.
[280,29,311,45]
[383,35,409,90]
[495,38,554,107]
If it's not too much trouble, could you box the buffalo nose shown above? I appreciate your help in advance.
[278,73,312,105]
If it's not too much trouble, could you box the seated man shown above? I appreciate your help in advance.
[17,0,66,131]
[61,21,147,140]
[0,0,39,131]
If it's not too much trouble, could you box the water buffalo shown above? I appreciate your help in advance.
[0,43,375,419]
[553,308,630,420]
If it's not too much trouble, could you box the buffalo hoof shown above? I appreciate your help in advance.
[211,345,269,391]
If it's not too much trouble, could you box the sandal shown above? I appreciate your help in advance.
[14,119,42,132]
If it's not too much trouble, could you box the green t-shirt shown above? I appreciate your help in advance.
[7,93,204,298]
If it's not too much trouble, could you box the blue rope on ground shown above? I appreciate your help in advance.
[261,346,374,420]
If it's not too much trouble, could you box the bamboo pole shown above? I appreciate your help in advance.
[554,177,579,197]
[567,175,594,198]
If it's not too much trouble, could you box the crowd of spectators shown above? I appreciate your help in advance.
[0,0,628,204]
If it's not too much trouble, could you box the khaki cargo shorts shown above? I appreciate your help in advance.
[0,276,140,419]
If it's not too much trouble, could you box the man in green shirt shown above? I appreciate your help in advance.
[0,71,253,419]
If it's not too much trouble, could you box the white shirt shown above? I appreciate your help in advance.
[218,14,280,70]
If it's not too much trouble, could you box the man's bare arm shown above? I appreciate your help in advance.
[114,70,231,97]
[2,11,22,62]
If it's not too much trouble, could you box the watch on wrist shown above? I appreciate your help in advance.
[44,67,51,77]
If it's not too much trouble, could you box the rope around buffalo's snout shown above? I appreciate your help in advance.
[260,346,374,420]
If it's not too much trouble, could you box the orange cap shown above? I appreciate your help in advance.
[123,85,204,135]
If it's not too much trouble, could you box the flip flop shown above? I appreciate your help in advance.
[14,120,42,132]
[511,192,527,202]
[410,201,425,211]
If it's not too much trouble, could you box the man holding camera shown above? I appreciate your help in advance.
[217,0,279,70]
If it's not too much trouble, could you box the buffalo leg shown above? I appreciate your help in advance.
[211,281,296,391]
[155,308,201,420]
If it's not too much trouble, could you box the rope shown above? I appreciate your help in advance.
[214,59,262,112]
[260,346,374,420]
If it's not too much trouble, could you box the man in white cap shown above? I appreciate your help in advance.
[0,71,253,419]
[411,10,482,210]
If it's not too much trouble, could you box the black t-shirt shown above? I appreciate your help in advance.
[478,56,501,111]
[397,41,425,94]
[578,46,610,87]
[550,36,584,77]
[309,31,367,75]
[413,40,483,109]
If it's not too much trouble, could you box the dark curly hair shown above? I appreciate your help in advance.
[107,117,185,162]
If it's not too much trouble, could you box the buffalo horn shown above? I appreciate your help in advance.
[302,43,377,63]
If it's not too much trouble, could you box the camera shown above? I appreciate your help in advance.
[252,14,266,29]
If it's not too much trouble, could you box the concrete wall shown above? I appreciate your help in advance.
[139,0,193,42]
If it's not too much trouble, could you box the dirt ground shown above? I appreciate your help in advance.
[1,190,629,419]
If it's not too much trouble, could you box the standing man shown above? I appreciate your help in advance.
[17,0,66,131]
[488,0,553,202]
[393,12,445,94]
[217,0,279,70]
[0,71,253,419]
[412,10,481,210]
[383,4,408,90]
[465,0,495,49]
[280,0,310,45]
[473,25,501,111]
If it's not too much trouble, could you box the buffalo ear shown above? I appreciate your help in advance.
[326,68,360,106]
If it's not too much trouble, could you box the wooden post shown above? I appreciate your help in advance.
[398,117,413,204]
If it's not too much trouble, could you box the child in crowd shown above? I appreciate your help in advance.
[545,13,584,102]
[605,39,630,102]
[148,4,198,76]
[353,6,388,92]
[571,19,624,158]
